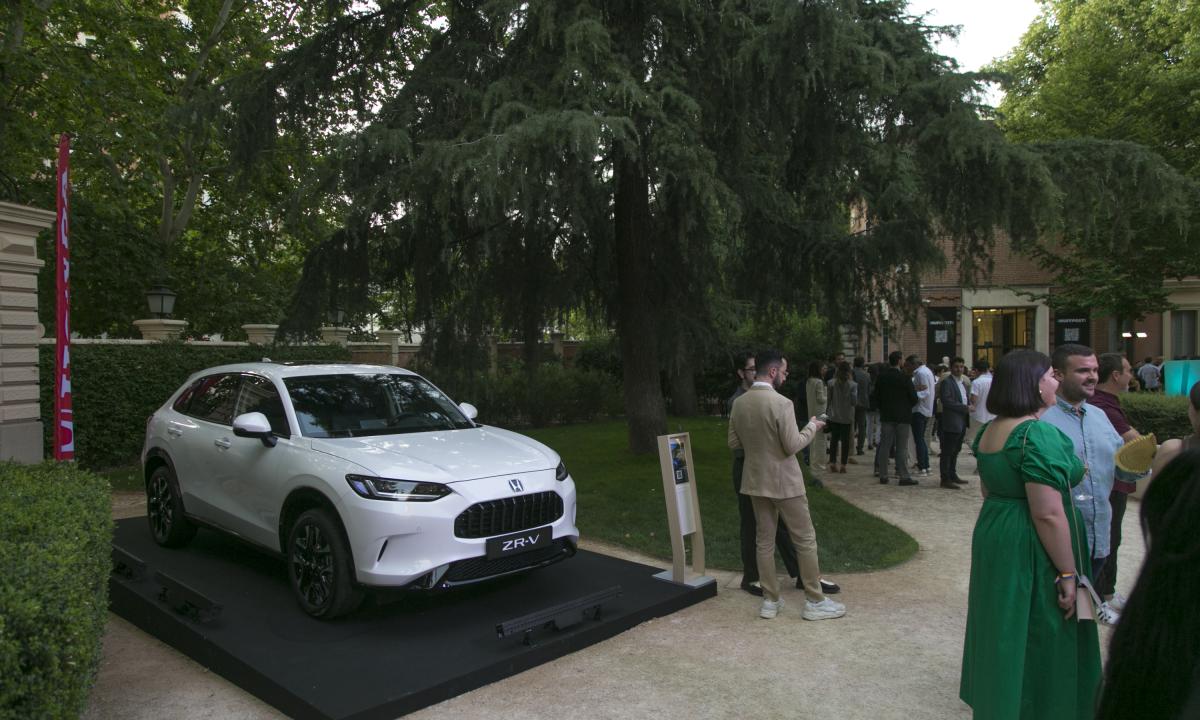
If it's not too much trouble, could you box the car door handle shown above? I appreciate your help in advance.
[167,427,183,437]
[214,438,232,449]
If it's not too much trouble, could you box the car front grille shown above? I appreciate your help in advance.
[442,540,575,584]
[454,491,564,539]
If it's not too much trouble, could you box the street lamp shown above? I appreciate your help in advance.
[145,286,177,319]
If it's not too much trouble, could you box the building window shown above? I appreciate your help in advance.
[973,308,1035,367]
[1172,310,1197,359]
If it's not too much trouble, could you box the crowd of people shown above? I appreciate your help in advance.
[724,344,1198,718]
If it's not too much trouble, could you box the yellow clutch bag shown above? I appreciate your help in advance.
[1115,433,1157,474]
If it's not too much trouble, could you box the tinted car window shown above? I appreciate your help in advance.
[284,373,473,438]
[185,374,242,425]
[171,379,203,414]
[237,375,290,436]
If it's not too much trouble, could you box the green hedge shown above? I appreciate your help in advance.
[0,462,112,719]
[424,364,624,428]
[38,342,351,470]
[1121,393,1192,440]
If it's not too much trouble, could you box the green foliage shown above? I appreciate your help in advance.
[734,309,835,367]
[994,0,1200,319]
[1121,393,1192,441]
[2,0,344,337]
[37,342,351,470]
[524,417,918,572]
[424,364,623,429]
[996,0,1200,177]
[573,335,622,378]
[0,462,111,719]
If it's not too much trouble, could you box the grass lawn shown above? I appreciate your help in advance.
[526,417,917,574]
[100,465,142,492]
[100,416,918,574]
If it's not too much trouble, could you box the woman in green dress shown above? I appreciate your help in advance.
[959,350,1101,719]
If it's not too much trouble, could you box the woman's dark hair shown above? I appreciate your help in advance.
[1096,449,1200,720]
[808,360,823,379]
[1190,381,1200,410]
[835,361,851,382]
[986,349,1051,417]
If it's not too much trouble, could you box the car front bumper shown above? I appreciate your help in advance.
[342,470,579,588]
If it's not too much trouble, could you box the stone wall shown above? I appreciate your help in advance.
[0,202,51,463]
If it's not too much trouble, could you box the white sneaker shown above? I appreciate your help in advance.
[760,597,785,619]
[1097,601,1121,626]
[1108,592,1127,612]
[802,598,846,621]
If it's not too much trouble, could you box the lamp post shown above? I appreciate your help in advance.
[145,285,177,318]
[133,285,187,340]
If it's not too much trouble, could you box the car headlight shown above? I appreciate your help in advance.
[555,461,568,482]
[345,474,451,502]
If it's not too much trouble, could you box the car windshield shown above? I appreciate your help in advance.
[284,373,474,438]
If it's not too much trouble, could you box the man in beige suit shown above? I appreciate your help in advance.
[729,349,847,621]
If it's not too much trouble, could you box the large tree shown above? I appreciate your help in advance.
[993,0,1200,318]
[236,0,1193,452]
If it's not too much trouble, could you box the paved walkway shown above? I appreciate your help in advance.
[85,447,1143,719]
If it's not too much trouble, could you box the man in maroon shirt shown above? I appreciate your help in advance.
[1087,352,1141,618]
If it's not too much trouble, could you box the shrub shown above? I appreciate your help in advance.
[0,462,112,719]
[424,364,622,428]
[38,342,351,470]
[1121,393,1192,441]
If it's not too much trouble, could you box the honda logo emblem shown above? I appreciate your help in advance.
[508,478,524,493]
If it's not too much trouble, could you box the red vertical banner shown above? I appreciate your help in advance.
[54,133,74,461]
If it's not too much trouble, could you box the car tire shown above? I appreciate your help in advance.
[287,508,363,619]
[146,465,196,547]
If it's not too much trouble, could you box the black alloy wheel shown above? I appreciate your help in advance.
[287,508,363,619]
[146,465,196,547]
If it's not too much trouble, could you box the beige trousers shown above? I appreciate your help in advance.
[750,494,825,603]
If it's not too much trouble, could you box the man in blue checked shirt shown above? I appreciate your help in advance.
[1040,343,1135,626]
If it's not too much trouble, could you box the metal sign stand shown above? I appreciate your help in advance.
[653,432,715,588]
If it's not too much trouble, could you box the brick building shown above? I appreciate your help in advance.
[857,234,1200,366]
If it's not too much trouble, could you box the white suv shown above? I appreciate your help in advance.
[141,362,579,618]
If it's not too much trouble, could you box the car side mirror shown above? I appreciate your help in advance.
[233,412,277,447]
[458,402,478,421]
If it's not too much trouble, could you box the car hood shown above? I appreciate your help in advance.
[309,425,557,483]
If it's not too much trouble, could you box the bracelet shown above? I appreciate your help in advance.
[1054,572,1076,585]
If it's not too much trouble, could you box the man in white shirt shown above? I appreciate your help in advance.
[906,354,935,476]
[969,357,994,425]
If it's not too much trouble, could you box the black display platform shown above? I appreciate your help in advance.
[109,518,714,720]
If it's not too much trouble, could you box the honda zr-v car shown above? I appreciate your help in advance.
[141,362,579,618]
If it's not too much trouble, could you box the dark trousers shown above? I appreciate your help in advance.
[875,421,912,480]
[939,430,963,483]
[828,422,851,464]
[911,413,930,470]
[854,407,867,452]
[1096,490,1129,597]
[733,454,799,582]
[1090,555,1108,585]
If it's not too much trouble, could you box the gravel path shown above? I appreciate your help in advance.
[85,448,1142,719]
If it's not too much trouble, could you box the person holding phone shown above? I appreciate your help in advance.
[729,349,846,622]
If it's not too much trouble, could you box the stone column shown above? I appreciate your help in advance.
[319,326,350,345]
[376,329,401,366]
[0,202,51,463]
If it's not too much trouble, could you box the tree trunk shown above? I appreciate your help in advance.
[669,352,699,416]
[614,151,666,454]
